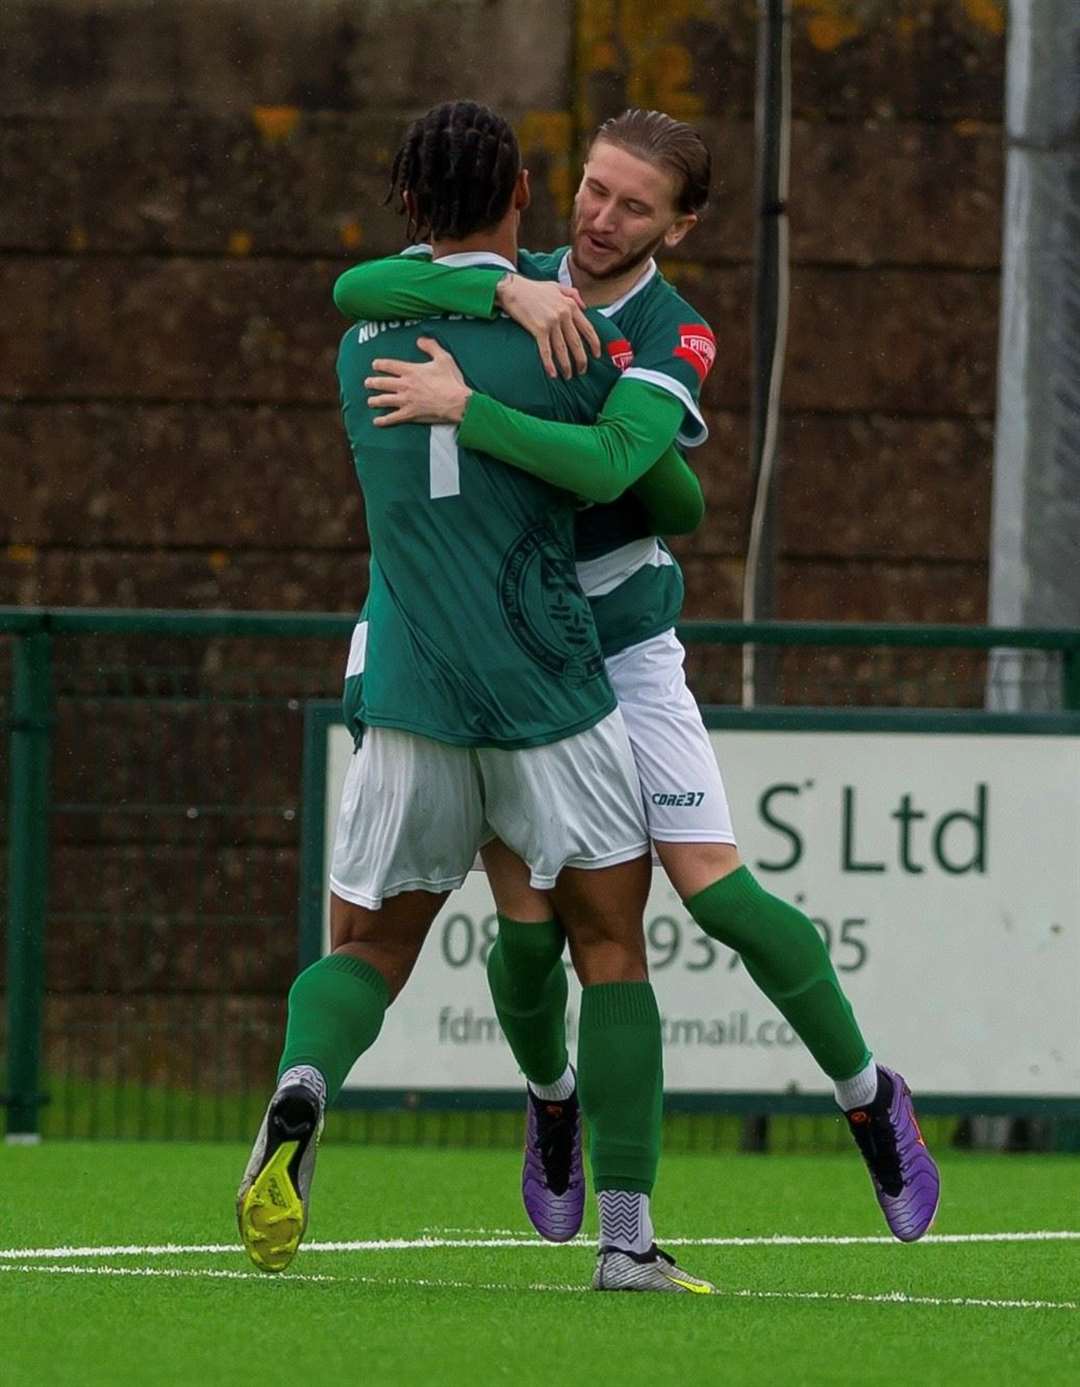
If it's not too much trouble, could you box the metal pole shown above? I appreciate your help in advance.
[988,8,1079,1142]
[4,630,54,1142]
[988,0,1080,711]
[742,0,791,707]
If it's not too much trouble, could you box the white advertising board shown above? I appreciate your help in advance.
[320,724,1080,1098]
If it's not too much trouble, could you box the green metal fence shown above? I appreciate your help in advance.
[3,608,1080,1152]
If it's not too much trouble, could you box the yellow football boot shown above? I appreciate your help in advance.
[237,1086,322,1273]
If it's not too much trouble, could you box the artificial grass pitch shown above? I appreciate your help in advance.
[1,1142,1077,1386]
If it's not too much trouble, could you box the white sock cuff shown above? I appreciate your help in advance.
[834,1058,878,1111]
[528,1064,576,1103]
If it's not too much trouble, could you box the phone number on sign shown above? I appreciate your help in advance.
[438,912,869,974]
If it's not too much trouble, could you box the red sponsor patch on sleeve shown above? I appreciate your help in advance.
[606,337,634,371]
[673,323,716,381]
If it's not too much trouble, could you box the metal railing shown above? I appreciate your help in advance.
[3,608,1080,1149]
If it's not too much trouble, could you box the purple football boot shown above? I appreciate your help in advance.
[522,1088,585,1242]
[845,1065,941,1242]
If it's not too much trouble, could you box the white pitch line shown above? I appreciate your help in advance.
[418,1227,521,1236]
[726,1288,1079,1313]
[3,1229,1079,1261]
[0,1262,1076,1312]
[0,1263,338,1283]
[669,1231,1080,1249]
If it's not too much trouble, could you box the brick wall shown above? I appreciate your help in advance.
[2,0,1006,621]
[0,0,1009,1119]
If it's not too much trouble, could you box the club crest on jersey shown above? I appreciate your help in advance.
[498,525,605,688]
[674,323,716,380]
[606,338,634,371]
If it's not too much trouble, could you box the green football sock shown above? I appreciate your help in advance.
[686,867,871,1081]
[577,982,663,1195]
[277,953,389,1104]
[486,915,569,1087]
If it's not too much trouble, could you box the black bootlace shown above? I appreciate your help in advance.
[848,1104,904,1197]
[534,1099,577,1196]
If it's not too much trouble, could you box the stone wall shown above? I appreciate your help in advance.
[0,0,1009,1117]
[2,0,1006,623]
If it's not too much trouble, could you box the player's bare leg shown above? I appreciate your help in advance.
[328,888,446,999]
[656,840,740,900]
[238,889,446,1272]
[550,856,649,984]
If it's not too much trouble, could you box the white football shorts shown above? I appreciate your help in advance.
[604,628,737,845]
[330,710,649,908]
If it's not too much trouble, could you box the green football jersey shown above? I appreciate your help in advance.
[518,247,715,655]
[332,245,715,656]
[338,256,631,749]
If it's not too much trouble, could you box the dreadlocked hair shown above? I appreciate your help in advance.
[385,100,522,242]
[591,109,711,216]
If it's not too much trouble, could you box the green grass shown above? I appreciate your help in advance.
[1,1143,1077,1386]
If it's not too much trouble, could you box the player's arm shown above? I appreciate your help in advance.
[458,378,683,504]
[365,339,685,506]
[631,447,704,536]
[334,254,502,321]
[621,312,716,450]
[334,255,599,379]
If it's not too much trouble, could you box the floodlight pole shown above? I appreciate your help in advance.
[742,0,791,707]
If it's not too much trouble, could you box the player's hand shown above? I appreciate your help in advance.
[366,338,472,426]
[495,275,601,380]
